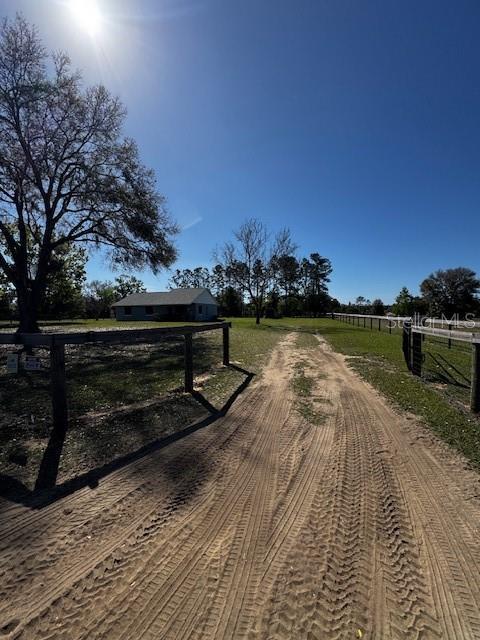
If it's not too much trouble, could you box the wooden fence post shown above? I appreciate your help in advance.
[412,331,422,376]
[470,343,480,413]
[378,318,381,331]
[402,322,412,371]
[223,325,230,366]
[50,338,68,436]
[370,318,373,330]
[184,333,194,392]
[363,317,366,328]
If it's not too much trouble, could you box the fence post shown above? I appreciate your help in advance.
[223,324,230,366]
[370,318,373,330]
[448,324,452,349]
[412,331,422,376]
[402,322,412,371]
[378,318,381,331]
[184,333,194,392]
[471,343,480,413]
[363,316,366,328]
[50,338,68,436]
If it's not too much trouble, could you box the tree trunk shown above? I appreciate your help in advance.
[255,305,261,324]
[16,286,41,333]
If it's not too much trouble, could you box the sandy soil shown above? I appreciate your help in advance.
[1,333,480,639]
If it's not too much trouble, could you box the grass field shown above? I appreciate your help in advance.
[1,315,479,495]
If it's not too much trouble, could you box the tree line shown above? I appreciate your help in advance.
[0,217,335,323]
[0,255,147,322]
[341,267,480,319]
[170,219,333,323]
[1,205,478,323]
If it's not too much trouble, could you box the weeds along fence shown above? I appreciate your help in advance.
[333,313,480,413]
[0,322,231,439]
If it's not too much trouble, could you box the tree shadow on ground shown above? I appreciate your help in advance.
[0,364,254,511]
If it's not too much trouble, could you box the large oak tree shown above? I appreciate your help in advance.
[420,267,479,318]
[0,15,177,332]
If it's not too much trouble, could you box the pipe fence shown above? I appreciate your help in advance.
[332,313,480,413]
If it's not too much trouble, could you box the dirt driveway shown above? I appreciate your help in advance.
[1,333,480,639]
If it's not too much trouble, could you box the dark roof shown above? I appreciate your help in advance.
[111,288,218,307]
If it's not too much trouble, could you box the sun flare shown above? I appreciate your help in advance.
[70,0,102,37]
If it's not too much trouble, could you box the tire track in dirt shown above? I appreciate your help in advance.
[1,332,480,639]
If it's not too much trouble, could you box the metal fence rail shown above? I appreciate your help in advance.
[423,318,480,329]
[333,312,480,330]
[332,312,480,413]
[411,325,480,344]
[333,313,410,321]
[333,312,410,333]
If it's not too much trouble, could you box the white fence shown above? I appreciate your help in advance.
[333,313,480,343]
[411,325,480,344]
[332,312,480,410]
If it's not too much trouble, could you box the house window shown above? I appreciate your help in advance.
[145,305,154,315]
[198,305,203,314]
[124,306,132,316]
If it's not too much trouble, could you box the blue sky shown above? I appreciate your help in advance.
[2,0,480,303]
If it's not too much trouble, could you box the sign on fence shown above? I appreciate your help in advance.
[6,353,19,373]
[5,353,42,373]
[24,355,42,371]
